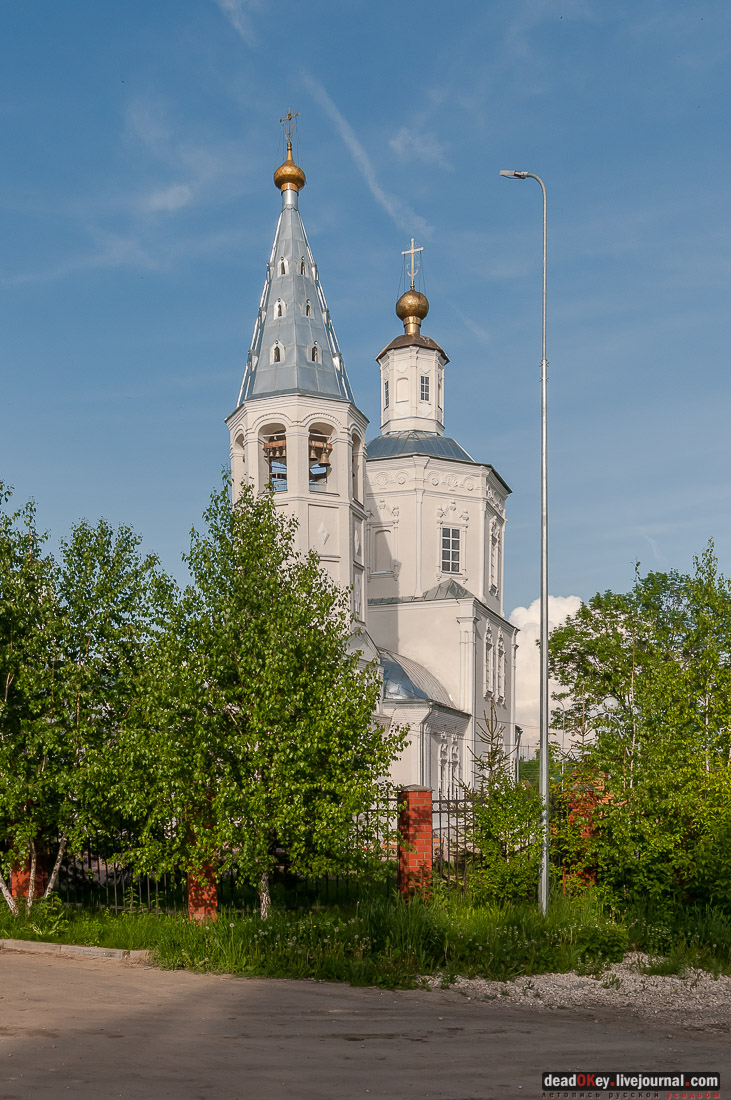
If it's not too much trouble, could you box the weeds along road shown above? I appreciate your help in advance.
[0,950,728,1099]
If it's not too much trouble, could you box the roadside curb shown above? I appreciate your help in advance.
[0,938,150,963]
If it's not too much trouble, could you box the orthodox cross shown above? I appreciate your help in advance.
[402,237,423,290]
[280,106,300,143]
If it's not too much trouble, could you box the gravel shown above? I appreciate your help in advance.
[428,953,731,1032]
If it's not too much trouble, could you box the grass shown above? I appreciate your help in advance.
[1,891,728,987]
[626,899,731,978]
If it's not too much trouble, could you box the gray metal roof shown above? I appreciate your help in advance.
[366,431,474,462]
[237,190,354,406]
[368,579,477,607]
[376,333,449,362]
[379,649,456,708]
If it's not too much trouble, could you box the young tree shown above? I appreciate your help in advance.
[549,544,731,906]
[116,479,405,917]
[466,704,542,903]
[0,485,58,913]
[0,484,171,914]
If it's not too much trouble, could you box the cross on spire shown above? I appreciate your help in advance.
[280,106,300,144]
[402,238,424,290]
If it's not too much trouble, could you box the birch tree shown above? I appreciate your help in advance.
[115,479,404,917]
[0,483,171,913]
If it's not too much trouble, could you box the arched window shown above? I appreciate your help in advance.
[273,344,281,363]
[262,431,287,492]
[497,634,506,702]
[279,258,286,275]
[485,626,494,696]
[305,299,311,317]
[276,299,283,318]
[491,521,501,593]
[300,258,306,275]
[373,529,392,573]
[311,345,318,362]
[308,428,332,492]
[351,432,362,503]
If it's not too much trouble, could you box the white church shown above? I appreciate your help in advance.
[225,130,518,796]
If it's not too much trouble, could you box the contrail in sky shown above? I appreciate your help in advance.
[213,0,260,47]
[302,72,431,239]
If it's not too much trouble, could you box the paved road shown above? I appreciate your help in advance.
[0,951,727,1099]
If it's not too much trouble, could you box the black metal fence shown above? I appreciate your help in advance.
[46,798,401,913]
[6,794,486,911]
[432,792,478,891]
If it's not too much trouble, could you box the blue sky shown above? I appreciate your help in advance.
[2,0,730,624]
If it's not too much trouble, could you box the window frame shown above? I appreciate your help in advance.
[440,526,461,574]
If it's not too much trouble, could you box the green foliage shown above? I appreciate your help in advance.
[114,478,406,912]
[466,705,542,903]
[549,544,731,910]
[0,483,59,894]
[0,481,174,909]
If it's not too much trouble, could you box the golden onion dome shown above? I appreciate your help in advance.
[273,141,306,192]
[396,288,429,335]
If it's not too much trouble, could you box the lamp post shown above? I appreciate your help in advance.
[499,169,549,914]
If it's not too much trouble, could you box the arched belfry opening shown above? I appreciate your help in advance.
[308,424,333,492]
[260,424,288,493]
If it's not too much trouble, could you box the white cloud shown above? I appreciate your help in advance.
[509,595,583,755]
[302,72,432,239]
[141,183,194,214]
[213,0,263,47]
[389,127,449,169]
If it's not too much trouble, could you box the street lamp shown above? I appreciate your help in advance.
[500,169,549,914]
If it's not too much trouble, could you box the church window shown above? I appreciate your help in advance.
[308,431,331,492]
[311,344,318,362]
[276,299,283,318]
[272,342,283,363]
[262,434,287,492]
[485,626,494,696]
[497,634,506,703]
[300,258,306,275]
[441,527,460,574]
[305,299,311,317]
[420,375,430,402]
[373,529,392,574]
[352,432,363,503]
[384,379,389,408]
[491,521,501,593]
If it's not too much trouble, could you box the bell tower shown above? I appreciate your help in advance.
[225,113,369,625]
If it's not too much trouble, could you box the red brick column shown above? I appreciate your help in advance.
[187,863,218,922]
[11,848,48,902]
[397,785,433,897]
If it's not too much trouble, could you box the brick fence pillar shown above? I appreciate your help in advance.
[397,785,433,897]
[187,864,218,922]
[11,847,48,902]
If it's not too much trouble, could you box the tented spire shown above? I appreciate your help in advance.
[237,183,354,407]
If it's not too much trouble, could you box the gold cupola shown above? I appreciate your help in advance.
[274,141,306,193]
[395,287,429,336]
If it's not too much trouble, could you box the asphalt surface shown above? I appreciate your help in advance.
[0,950,728,1099]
